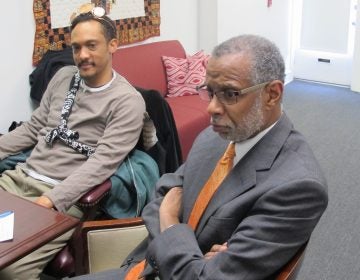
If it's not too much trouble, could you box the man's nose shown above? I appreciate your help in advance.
[78,47,90,59]
[207,95,224,116]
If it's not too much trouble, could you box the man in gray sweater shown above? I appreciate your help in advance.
[0,6,145,280]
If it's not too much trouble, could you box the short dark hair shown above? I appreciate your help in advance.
[71,12,117,42]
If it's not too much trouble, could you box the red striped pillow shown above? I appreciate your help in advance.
[162,50,209,97]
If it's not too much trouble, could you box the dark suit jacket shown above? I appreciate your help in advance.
[121,113,328,280]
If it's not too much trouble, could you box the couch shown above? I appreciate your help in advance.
[112,40,210,161]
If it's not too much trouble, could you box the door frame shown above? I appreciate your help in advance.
[289,0,359,89]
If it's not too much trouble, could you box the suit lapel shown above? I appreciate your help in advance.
[193,114,294,236]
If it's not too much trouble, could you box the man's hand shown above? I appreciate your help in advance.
[35,195,54,209]
[159,187,183,232]
[204,242,228,260]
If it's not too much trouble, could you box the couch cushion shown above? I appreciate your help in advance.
[166,95,210,160]
[163,51,209,98]
[113,40,186,97]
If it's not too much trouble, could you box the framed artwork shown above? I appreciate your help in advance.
[32,0,160,65]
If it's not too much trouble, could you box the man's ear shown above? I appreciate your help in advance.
[264,80,283,107]
[109,38,118,54]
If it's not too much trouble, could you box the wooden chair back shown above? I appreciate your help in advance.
[276,243,308,280]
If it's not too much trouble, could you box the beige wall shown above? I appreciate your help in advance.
[0,0,35,133]
[0,0,199,132]
[198,0,293,83]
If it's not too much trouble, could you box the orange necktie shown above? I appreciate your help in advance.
[188,142,236,230]
[125,260,146,280]
[125,142,236,280]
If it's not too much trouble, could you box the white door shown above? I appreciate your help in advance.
[292,0,357,86]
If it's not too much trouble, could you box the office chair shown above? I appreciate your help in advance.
[276,242,307,280]
[42,180,112,277]
[74,217,308,278]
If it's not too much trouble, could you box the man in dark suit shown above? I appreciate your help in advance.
[71,34,328,279]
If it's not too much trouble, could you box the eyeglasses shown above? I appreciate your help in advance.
[196,81,270,105]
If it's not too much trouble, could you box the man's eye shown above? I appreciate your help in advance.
[72,45,80,52]
[224,90,238,98]
[88,43,96,50]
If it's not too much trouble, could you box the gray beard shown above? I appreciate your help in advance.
[224,94,265,142]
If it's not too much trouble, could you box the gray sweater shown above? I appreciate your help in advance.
[0,66,145,212]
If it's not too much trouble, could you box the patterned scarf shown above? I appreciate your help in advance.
[44,71,95,157]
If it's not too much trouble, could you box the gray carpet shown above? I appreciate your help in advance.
[283,80,360,280]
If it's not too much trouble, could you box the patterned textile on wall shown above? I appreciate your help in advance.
[32,0,160,66]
